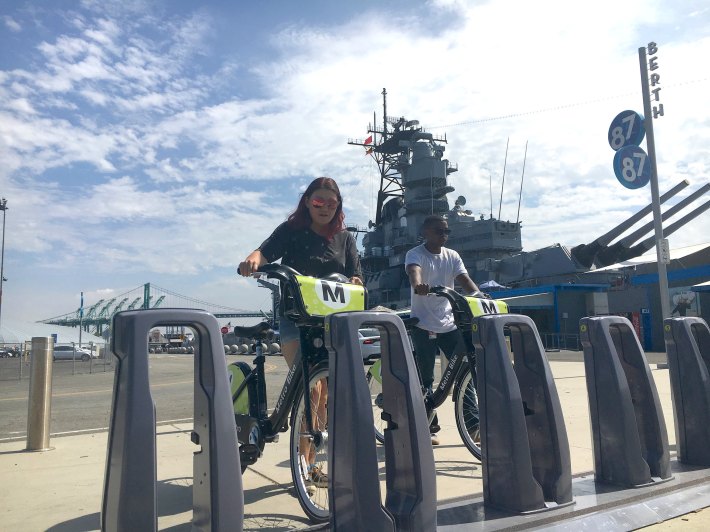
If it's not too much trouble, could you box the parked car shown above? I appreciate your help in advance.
[359,328,381,361]
[53,345,96,361]
[0,346,20,358]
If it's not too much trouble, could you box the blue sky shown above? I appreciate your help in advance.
[1,0,709,323]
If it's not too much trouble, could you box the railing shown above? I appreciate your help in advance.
[540,333,581,352]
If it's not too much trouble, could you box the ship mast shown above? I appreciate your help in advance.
[348,88,447,226]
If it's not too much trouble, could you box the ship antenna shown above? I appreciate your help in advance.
[489,173,493,218]
[382,87,387,136]
[497,137,509,220]
[516,140,528,224]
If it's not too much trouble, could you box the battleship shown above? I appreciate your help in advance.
[348,89,710,315]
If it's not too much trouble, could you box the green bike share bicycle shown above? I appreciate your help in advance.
[229,263,366,523]
[367,286,508,460]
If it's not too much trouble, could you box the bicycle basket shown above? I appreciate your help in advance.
[291,274,366,318]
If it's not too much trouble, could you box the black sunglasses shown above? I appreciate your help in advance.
[433,228,451,235]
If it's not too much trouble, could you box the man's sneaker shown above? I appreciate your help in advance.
[309,465,329,488]
[429,410,441,434]
[430,433,440,446]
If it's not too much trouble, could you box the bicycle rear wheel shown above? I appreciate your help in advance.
[366,360,386,444]
[453,367,482,460]
[290,363,330,523]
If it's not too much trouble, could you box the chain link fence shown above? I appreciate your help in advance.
[0,341,113,381]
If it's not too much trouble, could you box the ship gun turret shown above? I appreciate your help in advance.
[570,180,689,268]
[479,179,708,287]
[594,182,710,267]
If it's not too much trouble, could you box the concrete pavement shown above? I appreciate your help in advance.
[1,357,709,531]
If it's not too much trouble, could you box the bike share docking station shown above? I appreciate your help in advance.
[324,307,578,529]
[431,314,710,531]
[663,317,710,466]
[101,309,243,532]
[471,314,574,514]
[580,316,672,488]
[325,311,437,532]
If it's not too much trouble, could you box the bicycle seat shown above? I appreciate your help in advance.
[402,317,419,329]
[233,321,273,340]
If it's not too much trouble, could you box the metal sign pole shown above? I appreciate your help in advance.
[638,44,671,321]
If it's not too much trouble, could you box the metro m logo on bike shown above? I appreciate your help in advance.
[295,275,366,317]
[465,296,509,318]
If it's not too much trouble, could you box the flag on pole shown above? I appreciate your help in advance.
[80,291,84,319]
[364,135,373,145]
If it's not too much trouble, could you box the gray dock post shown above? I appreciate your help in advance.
[580,316,672,487]
[101,309,243,532]
[663,317,710,466]
[26,337,54,452]
[326,311,436,532]
[472,314,573,513]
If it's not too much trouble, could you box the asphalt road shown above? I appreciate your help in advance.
[1,348,626,443]
[0,353,290,441]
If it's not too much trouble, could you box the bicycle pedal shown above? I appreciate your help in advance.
[240,444,261,465]
[381,412,398,430]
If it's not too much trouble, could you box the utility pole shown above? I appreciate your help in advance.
[0,198,7,330]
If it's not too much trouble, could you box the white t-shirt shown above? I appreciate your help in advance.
[405,244,468,333]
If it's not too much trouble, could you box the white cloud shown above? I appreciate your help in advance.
[3,15,21,32]
[0,0,708,322]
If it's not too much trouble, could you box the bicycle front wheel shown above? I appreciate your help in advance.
[366,359,386,444]
[290,363,330,523]
[453,367,482,461]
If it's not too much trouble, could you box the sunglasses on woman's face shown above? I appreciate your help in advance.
[310,196,339,209]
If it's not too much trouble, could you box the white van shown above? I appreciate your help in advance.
[53,345,96,361]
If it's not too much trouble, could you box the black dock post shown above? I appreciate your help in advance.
[580,316,672,487]
[102,309,243,532]
[326,311,436,532]
[664,316,710,466]
[472,313,573,514]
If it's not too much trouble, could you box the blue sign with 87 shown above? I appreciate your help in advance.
[613,145,651,189]
[608,110,645,151]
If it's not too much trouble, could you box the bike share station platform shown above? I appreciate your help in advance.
[100,308,710,531]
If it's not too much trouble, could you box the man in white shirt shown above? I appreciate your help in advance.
[405,215,481,444]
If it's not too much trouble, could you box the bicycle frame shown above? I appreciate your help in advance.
[428,349,473,409]
[400,287,507,407]
[232,263,368,522]
[231,327,327,440]
[233,263,362,443]
[369,327,474,412]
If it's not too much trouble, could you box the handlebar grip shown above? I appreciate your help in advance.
[257,263,301,277]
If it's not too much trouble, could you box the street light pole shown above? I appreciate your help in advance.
[0,198,7,331]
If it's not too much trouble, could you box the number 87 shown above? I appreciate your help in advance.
[622,151,646,182]
[610,114,637,150]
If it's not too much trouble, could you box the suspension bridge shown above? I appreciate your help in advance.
[40,282,277,335]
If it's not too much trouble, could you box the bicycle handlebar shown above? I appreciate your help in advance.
[250,264,367,324]
[428,285,499,328]
[255,263,302,284]
[429,285,488,304]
